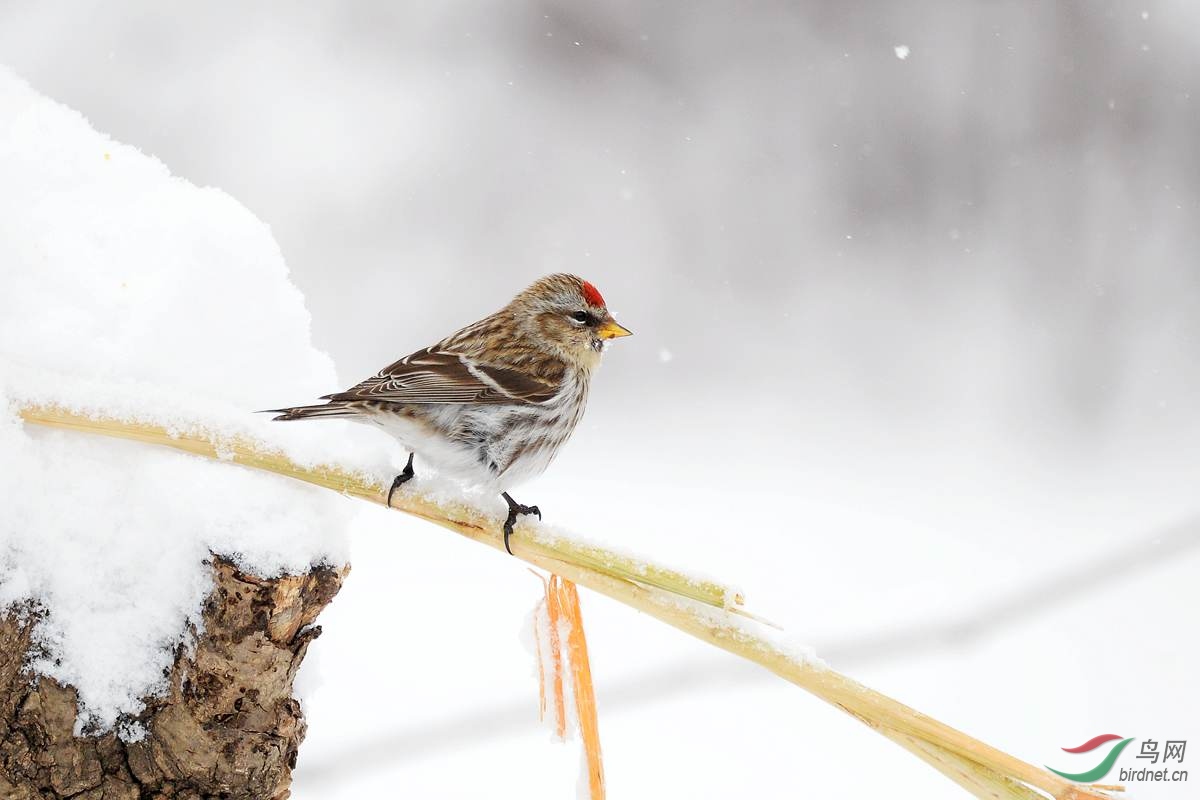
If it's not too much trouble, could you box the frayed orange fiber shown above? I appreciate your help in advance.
[557,578,605,800]
[530,573,606,799]
[545,574,567,739]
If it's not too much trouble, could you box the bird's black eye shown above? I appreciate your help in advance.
[571,310,590,323]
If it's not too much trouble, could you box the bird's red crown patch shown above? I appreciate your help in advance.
[581,280,606,307]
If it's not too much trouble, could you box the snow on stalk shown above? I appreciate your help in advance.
[17,401,1117,800]
[15,403,737,613]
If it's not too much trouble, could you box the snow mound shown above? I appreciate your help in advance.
[0,66,380,736]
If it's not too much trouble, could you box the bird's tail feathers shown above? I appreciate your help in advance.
[261,401,357,421]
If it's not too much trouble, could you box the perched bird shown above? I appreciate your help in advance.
[268,274,631,554]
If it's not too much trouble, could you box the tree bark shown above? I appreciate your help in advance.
[0,556,347,799]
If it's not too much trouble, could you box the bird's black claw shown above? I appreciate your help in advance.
[501,493,541,556]
[386,473,412,508]
[503,518,516,556]
[387,454,416,508]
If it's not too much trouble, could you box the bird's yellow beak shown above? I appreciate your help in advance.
[597,316,633,340]
[597,319,633,340]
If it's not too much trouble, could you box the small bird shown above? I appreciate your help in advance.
[268,274,631,554]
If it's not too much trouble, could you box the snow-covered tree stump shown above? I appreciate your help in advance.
[0,557,346,800]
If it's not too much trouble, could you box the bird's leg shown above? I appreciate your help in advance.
[501,491,541,555]
[387,453,416,508]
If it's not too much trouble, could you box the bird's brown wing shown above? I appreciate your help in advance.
[323,348,561,405]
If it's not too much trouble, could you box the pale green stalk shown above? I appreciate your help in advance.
[17,403,1118,800]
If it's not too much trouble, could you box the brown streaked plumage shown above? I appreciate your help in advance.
[266,273,631,553]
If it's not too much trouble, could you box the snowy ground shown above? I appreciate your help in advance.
[292,422,1200,798]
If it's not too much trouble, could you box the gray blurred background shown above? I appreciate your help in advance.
[5,4,1199,797]
[4,1,1198,465]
